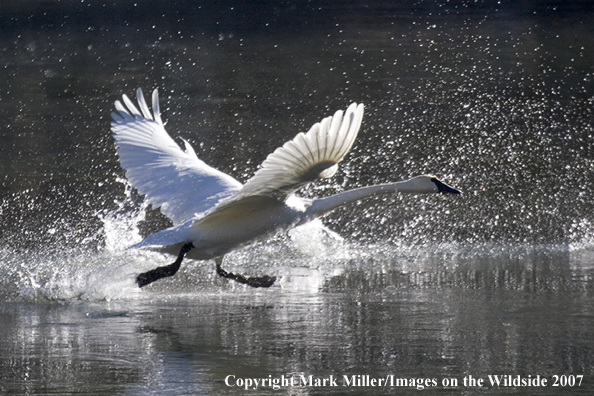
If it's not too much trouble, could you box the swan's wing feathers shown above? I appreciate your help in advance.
[121,93,143,119]
[152,89,163,125]
[111,88,242,224]
[226,103,364,202]
[135,89,153,120]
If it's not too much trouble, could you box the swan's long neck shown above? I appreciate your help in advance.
[305,179,426,219]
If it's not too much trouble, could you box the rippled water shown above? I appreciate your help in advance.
[2,1,594,394]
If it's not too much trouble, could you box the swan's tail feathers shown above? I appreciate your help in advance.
[128,221,195,254]
[224,103,364,203]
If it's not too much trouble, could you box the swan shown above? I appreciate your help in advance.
[111,89,460,288]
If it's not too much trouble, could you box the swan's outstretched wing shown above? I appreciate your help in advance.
[111,88,242,225]
[223,102,364,204]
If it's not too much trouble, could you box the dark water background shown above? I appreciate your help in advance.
[1,0,594,394]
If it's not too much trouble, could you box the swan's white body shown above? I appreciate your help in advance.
[111,89,459,282]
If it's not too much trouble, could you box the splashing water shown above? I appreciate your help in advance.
[0,176,354,301]
[99,178,147,253]
[3,171,594,302]
[0,180,146,302]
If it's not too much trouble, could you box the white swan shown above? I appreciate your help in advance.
[111,89,460,288]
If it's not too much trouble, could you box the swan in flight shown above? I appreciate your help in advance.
[111,89,460,288]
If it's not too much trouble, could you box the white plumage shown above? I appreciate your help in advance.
[111,89,241,225]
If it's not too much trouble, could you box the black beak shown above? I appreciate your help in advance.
[431,178,461,194]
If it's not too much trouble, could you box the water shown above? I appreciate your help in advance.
[2,0,594,394]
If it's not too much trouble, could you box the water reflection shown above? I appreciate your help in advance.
[0,304,143,394]
[321,244,594,293]
[1,243,594,394]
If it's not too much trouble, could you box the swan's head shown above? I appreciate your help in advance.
[407,175,461,194]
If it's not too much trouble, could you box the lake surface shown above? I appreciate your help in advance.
[1,1,594,394]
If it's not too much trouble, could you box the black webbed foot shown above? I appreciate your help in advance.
[215,257,277,288]
[136,242,194,288]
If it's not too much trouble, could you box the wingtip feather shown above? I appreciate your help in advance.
[122,94,142,118]
[152,89,163,126]
[136,88,154,120]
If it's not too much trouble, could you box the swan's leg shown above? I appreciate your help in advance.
[136,242,194,288]
[215,256,276,288]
